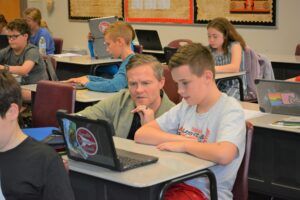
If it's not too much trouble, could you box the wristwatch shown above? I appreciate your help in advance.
[3,64,9,71]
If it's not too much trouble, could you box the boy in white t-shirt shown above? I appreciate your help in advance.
[135,43,246,200]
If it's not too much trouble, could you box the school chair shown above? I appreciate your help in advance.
[158,121,254,200]
[163,65,182,104]
[232,121,254,200]
[43,55,58,81]
[295,44,300,55]
[31,80,75,128]
[53,37,64,54]
[167,39,193,48]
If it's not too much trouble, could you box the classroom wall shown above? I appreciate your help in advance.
[27,0,300,55]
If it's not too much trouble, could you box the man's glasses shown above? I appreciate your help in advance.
[6,34,22,40]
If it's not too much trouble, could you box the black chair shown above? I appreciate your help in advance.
[163,46,178,65]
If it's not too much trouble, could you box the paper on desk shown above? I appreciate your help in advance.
[243,109,267,120]
[52,53,82,58]
[270,116,300,129]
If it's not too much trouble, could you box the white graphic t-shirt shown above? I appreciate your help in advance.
[157,93,246,200]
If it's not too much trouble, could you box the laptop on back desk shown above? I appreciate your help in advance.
[255,79,300,116]
[135,29,163,52]
[56,111,158,171]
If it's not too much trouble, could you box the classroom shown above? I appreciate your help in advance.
[0,0,299,200]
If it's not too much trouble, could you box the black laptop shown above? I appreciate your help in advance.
[135,29,163,51]
[56,111,158,171]
[0,35,9,50]
[255,79,300,116]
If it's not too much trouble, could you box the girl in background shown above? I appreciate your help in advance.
[207,17,246,99]
[24,7,55,54]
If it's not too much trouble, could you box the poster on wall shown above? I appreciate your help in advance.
[195,0,276,26]
[68,0,123,20]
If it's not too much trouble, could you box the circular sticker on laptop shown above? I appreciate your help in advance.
[76,127,98,155]
[98,21,110,33]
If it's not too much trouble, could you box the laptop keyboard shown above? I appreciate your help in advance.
[118,155,145,168]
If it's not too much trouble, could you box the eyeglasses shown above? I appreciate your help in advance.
[6,34,22,40]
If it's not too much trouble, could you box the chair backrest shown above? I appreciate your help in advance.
[133,44,143,54]
[53,37,63,54]
[295,44,300,55]
[163,66,182,104]
[32,80,75,127]
[167,39,193,48]
[232,121,254,200]
[43,55,58,81]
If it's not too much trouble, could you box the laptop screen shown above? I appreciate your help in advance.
[135,29,163,51]
[58,113,117,167]
[0,35,9,50]
[255,79,300,115]
[88,16,117,58]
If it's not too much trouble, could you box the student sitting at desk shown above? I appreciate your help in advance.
[65,21,135,92]
[0,70,74,200]
[24,7,55,55]
[135,43,246,200]
[207,17,246,99]
[77,54,174,139]
[0,19,48,101]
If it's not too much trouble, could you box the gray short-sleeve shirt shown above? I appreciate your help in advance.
[0,43,48,84]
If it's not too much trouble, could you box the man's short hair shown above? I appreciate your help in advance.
[126,54,164,81]
[7,19,31,39]
[104,21,133,45]
[168,43,215,78]
[0,70,22,118]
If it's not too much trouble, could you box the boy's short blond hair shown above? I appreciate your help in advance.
[168,43,215,78]
[104,21,133,45]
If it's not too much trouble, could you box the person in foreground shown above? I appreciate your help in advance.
[0,70,74,200]
[135,43,246,200]
[65,21,134,92]
[77,54,174,139]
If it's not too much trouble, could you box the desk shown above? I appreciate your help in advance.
[53,55,122,80]
[266,54,300,80]
[69,137,216,200]
[21,84,118,103]
[242,103,300,199]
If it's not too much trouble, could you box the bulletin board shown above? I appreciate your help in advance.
[68,0,123,20]
[124,0,194,24]
[195,0,276,26]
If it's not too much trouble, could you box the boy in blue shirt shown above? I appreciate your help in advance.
[135,43,246,200]
[65,21,134,92]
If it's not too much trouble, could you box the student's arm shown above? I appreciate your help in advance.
[215,43,242,73]
[134,120,194,145]
[157,140,238,165]
[43,154,75,200]
[0,60,35,76]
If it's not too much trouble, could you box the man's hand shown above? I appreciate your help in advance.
[131,105,155,125]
